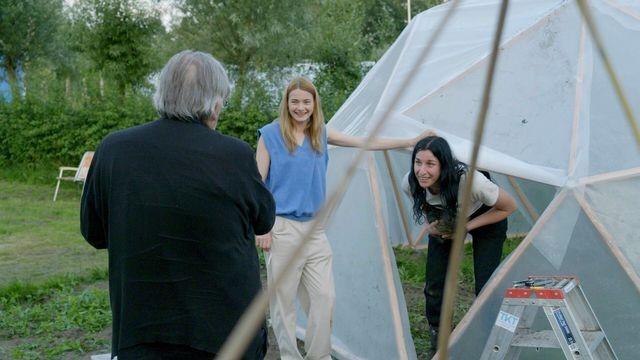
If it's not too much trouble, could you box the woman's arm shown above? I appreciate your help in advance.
[255,136,272,251]
[255,136,270,182]
[327,127,435,150]
[465,188,518,232]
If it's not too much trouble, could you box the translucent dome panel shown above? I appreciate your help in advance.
[587,1,640,175]
[447,193,640,359]
[403,3,582,173]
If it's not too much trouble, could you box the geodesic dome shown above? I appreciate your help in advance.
[318,0,640,358]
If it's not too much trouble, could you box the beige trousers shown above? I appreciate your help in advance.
[267,216,335,360]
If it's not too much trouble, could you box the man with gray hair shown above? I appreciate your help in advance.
[81,50,275,359]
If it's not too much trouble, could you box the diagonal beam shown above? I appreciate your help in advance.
[579,166,640,186]
[576,0,640,149]
[215,2,462,358]
[400,0,569,115]
[369,154,410,359]
[603,0,640,21]
[383,150,414,246]
[568,24,588,177]
[447,189,569,350]
[414,223,430,248]
[507,175,540,222]
[574,189,640,295]
[373,14,420,117]
[436,0,510,358]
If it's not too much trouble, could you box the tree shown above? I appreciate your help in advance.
[0,0,64,100]
[173,0,310,105]
[71,0,163,95]
[361,0,443,59]
[308,0,366,118]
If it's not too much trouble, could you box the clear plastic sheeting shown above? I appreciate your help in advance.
[531,193,581,269]
[587,3,640,176]
[322,0,640,358]
[310,147,416,359]
[450,192,640,359]
[584,175,640,275]
[491,173,557,234]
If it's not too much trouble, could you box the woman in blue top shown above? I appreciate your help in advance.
[256,76,432,360]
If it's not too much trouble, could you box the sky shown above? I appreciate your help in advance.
[64,0,183,30]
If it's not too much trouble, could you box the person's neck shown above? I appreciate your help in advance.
[293,121,307,135]
[428,184,440,195]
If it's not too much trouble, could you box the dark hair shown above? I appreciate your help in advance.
[408,136,466,224]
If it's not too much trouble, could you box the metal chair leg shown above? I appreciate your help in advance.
[53,179,62,202]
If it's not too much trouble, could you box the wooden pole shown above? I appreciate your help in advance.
[383,150,413,245]
[446,189,568,351]
[506,175,539,222]
[436,1,510,358]
[369,154,409,359]
[215,2,461,359]
[567,24,587,177]
[580,166,640,186]
[576,0,640,149]
[574,190,640,294]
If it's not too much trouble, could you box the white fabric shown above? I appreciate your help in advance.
[322,0,640,358]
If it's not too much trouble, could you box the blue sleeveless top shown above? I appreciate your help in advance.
[258,121,328,221]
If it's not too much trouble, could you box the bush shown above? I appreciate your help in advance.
[217,104,276,148]
[0,93,156,166]
[0,92,279,167]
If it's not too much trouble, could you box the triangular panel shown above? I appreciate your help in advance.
[448,192,640,359]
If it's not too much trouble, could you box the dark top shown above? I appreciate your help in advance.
[80,118,275,358]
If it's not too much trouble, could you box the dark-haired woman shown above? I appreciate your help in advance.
[402,136,517,349]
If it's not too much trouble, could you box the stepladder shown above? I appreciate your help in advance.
[480,276,617,360]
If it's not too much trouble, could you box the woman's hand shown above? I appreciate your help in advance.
[426,220,449,239]
[411,129,437,147]
[255,232,272,252]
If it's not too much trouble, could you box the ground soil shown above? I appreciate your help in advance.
[47,259,472,359]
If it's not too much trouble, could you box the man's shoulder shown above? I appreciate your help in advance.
[101,120,158,147]
[213,131,253,155]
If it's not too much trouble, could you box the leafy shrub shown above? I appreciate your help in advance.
[0,93,156,165]
[0,88,280,167]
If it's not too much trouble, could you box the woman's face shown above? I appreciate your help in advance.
[288,89,314,124]
[414,149,441,190]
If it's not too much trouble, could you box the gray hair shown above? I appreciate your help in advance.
[153,50,231,124]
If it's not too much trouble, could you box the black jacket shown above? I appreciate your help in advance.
[81,118,275,358]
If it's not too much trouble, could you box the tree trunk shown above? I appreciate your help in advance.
[100,75,105,97]
[65,77,71,98]
[234,62,247,107]
[5,59,21,101]
[22,62,29,97]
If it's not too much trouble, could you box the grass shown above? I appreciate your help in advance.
[394,235,523,358]
[0,270,111,359]
[0,171,523,359]
[0,180,107,285]
[1,174,111,359]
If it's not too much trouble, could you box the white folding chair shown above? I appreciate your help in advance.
[53,151,94,201]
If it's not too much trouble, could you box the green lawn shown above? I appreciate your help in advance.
[0,177,110,359]
[394,236,522,358]
[0,174,522,359]
[0,180,107,285]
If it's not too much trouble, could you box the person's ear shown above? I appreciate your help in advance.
[207,99,224,130]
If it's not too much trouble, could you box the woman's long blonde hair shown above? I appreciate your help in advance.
[279,77,325,153]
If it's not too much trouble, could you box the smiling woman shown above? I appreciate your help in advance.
[254,76,434,359]
[401,135,518,350]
